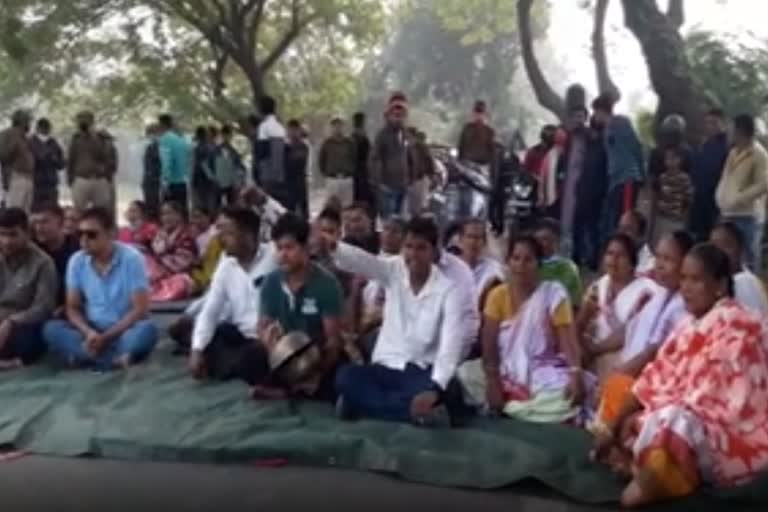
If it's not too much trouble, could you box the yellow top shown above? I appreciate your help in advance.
[484,283,572,326]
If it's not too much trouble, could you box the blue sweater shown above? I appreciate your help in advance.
[604,115,645,190]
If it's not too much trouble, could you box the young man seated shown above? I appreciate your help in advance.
[43,207,158,371]
[342,202,379,254]
[31,203,80,311]
[254,213,345,399]
[0,208,58,370]
[188,207,278,381]
[457,218,505,308]
[332,217,466,427]
[533,218,583,307]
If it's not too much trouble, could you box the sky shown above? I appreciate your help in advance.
[548,0,766,112]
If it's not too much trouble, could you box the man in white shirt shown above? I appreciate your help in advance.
[330,217,466,426]
[457,218,505,306]
[188,206,278,382]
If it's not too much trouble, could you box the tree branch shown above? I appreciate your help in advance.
[592,0,620,100]
[517,0,565,121]
[667,0,684,29]
[261,0,319,72]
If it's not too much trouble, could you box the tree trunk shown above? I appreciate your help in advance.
[592,0,620,100]
[517,0,565,122]
[666,0,685,29]
[621,0,706,143]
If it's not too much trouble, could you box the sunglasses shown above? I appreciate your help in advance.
[77,229,101,240]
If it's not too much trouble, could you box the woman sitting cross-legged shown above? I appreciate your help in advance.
[576,233,656,380]
[592,230,695,430]
[591,243,768,507]
[144,200,198,302]
[457,235,592,424]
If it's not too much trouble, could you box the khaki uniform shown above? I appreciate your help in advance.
[67,131,118,212]
[0,127,35,210]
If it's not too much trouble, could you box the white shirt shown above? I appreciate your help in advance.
[735,269,768,316]
[258,115,286,140]
[637,244,655,276]
[438,251,481,356]
[333,243,465,389]
[621,282,687,363]
[191,245,279,351]
[468,256,505,297]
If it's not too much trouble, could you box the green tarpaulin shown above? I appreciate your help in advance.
[1,345,767,508]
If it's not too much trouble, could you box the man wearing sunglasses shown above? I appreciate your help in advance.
[0,208,58,370]
[43,207,158,370]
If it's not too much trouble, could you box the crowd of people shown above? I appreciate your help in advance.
[1,89,768,508]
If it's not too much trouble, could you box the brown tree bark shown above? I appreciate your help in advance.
[621,0,706,143]
[517,0,566,121]
[592,0,620,100]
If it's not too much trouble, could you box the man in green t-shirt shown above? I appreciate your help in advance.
[259,213,344,400]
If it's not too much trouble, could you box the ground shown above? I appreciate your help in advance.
[0,456,611,512]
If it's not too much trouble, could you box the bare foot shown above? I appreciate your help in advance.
[114,354,133,370]
[621,467,668,508]
[0,358,22,371]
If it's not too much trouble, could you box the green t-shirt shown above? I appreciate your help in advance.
[260,263,343,345]
[539,257,583,307]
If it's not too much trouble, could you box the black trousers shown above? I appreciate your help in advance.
[0,322,46,365]
[163,183,189,217]
[203,323,270,386]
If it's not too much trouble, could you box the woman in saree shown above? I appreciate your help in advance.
[458,236,590,423]
[118,200,158,252]
[576,233,655,380]
[710,221,768,316]
[592,230,695,430]
[591,243,768,507]
[145,200,199,302]
[189,206,223,293]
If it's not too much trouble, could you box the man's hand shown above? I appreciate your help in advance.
[566,371,586,405]
[291,371,323,396]
[410,390,440,419]
[84,330,106,357]
[0,320,13,350]
[189,350,207,380]
[485,373,506,412]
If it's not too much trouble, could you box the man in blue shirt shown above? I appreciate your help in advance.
[158,114,191,216]
[43,207,158,370]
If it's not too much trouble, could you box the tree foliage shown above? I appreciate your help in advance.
[0,0,385,126]
[364,0,550,142]
[686,30,768,120]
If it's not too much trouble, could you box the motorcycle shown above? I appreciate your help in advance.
[491,149,538,238]
[427,146,492,231]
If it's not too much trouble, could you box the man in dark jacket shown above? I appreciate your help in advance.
[351,112,373,212]
[370,92,410,219]
[285,119,310,219]
[572,118,608,270]
[457,100,495,167]
[689,108,729,241]
[142,124,162,220]
[29,118,64,209]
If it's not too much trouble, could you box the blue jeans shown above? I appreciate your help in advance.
[722,215,756,269]
[335,363,435,422]
[378,186,405,220]
[43,319,158,371]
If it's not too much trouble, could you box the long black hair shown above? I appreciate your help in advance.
[688,243,735,297]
